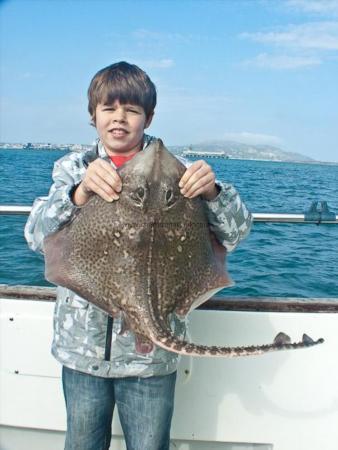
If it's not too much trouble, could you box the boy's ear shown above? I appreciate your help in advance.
[145,112,154,129]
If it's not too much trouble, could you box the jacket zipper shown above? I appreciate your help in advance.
[104,316,113,361]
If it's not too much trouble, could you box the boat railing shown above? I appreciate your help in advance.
[0,203,338,223]
[1,203,338,313]
[1,284,338,313]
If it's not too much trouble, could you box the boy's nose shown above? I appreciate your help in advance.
[113,108,126,123]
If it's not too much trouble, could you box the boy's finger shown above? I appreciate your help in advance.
[179,161,212,190]
[96,160,122,191]
[96,167,122,192]
[178,161,204,188]
[88,175,120,200]
[95,186,118,202]
[183,186,205,199]
[89,159,122,190]
[180,168,213,195]
[181,174,215,198]
[83,177,116,202]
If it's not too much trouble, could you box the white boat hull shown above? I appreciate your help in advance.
[0,296,336,450]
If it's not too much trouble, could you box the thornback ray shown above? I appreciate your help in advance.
[44,139,324,357]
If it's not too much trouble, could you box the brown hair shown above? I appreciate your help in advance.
[88,61,157,124]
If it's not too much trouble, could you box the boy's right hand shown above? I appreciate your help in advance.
[72,159,122,206]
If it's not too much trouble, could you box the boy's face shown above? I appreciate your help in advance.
[94,100,153,156]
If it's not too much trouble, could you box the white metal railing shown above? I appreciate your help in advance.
[0,205,338,223]
[252,212,338,224]
[0,205,31,215]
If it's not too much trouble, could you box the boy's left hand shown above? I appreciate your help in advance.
[179,160,219,200]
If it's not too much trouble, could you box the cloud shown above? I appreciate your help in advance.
[242,52,322,69]
[240,20,338,70]
[241,21,338,51]
[221,131,283,146]
[285,0,338,16]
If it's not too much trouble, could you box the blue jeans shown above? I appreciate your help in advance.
[62,366,177,450]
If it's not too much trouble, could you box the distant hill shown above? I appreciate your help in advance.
[0,140,318,163]
[169,140,314,162]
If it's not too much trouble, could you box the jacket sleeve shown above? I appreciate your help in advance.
[203,181,252,252]
[24,152,86,254]
[175,155,252,252]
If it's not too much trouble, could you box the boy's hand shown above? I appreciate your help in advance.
[179,160,219,200]
[73,159,122,206]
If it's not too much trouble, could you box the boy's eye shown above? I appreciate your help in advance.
[127,108,140,114]
[101,105,141,114]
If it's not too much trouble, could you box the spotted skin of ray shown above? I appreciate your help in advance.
[44,139,324,357]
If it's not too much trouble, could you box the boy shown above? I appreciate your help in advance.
[25,61,252,450]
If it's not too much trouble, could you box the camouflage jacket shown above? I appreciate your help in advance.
[25,134,252,378]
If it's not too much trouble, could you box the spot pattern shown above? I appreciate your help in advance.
[44,140,323,357]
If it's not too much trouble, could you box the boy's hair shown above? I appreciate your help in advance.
[88,61,157,123]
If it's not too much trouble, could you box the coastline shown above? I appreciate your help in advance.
[0,145,337,166]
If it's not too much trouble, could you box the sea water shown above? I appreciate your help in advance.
[0,148,337,298]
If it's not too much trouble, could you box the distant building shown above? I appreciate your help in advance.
[182,149,229,159]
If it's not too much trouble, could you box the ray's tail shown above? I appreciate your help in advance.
[149,329,324,357]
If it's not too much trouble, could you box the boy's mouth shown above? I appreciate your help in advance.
[109,128,129,138]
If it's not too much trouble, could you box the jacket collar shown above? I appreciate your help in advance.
[96,134,155,162]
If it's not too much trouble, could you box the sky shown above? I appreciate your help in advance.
[0,0,337,162]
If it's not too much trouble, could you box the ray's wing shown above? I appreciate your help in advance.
[177,230,234,314]
[44,196,122,316]
[152,200,233,319]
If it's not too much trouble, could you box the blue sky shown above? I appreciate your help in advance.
[1,0,337,162]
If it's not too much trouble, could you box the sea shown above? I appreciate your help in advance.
[0,148,337,298]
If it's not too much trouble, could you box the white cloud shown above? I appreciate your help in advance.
[241,21,338,50]
[285,0,338,16]
[221,131,283,146]
[242,52,322,69]
[240,20,338,70]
